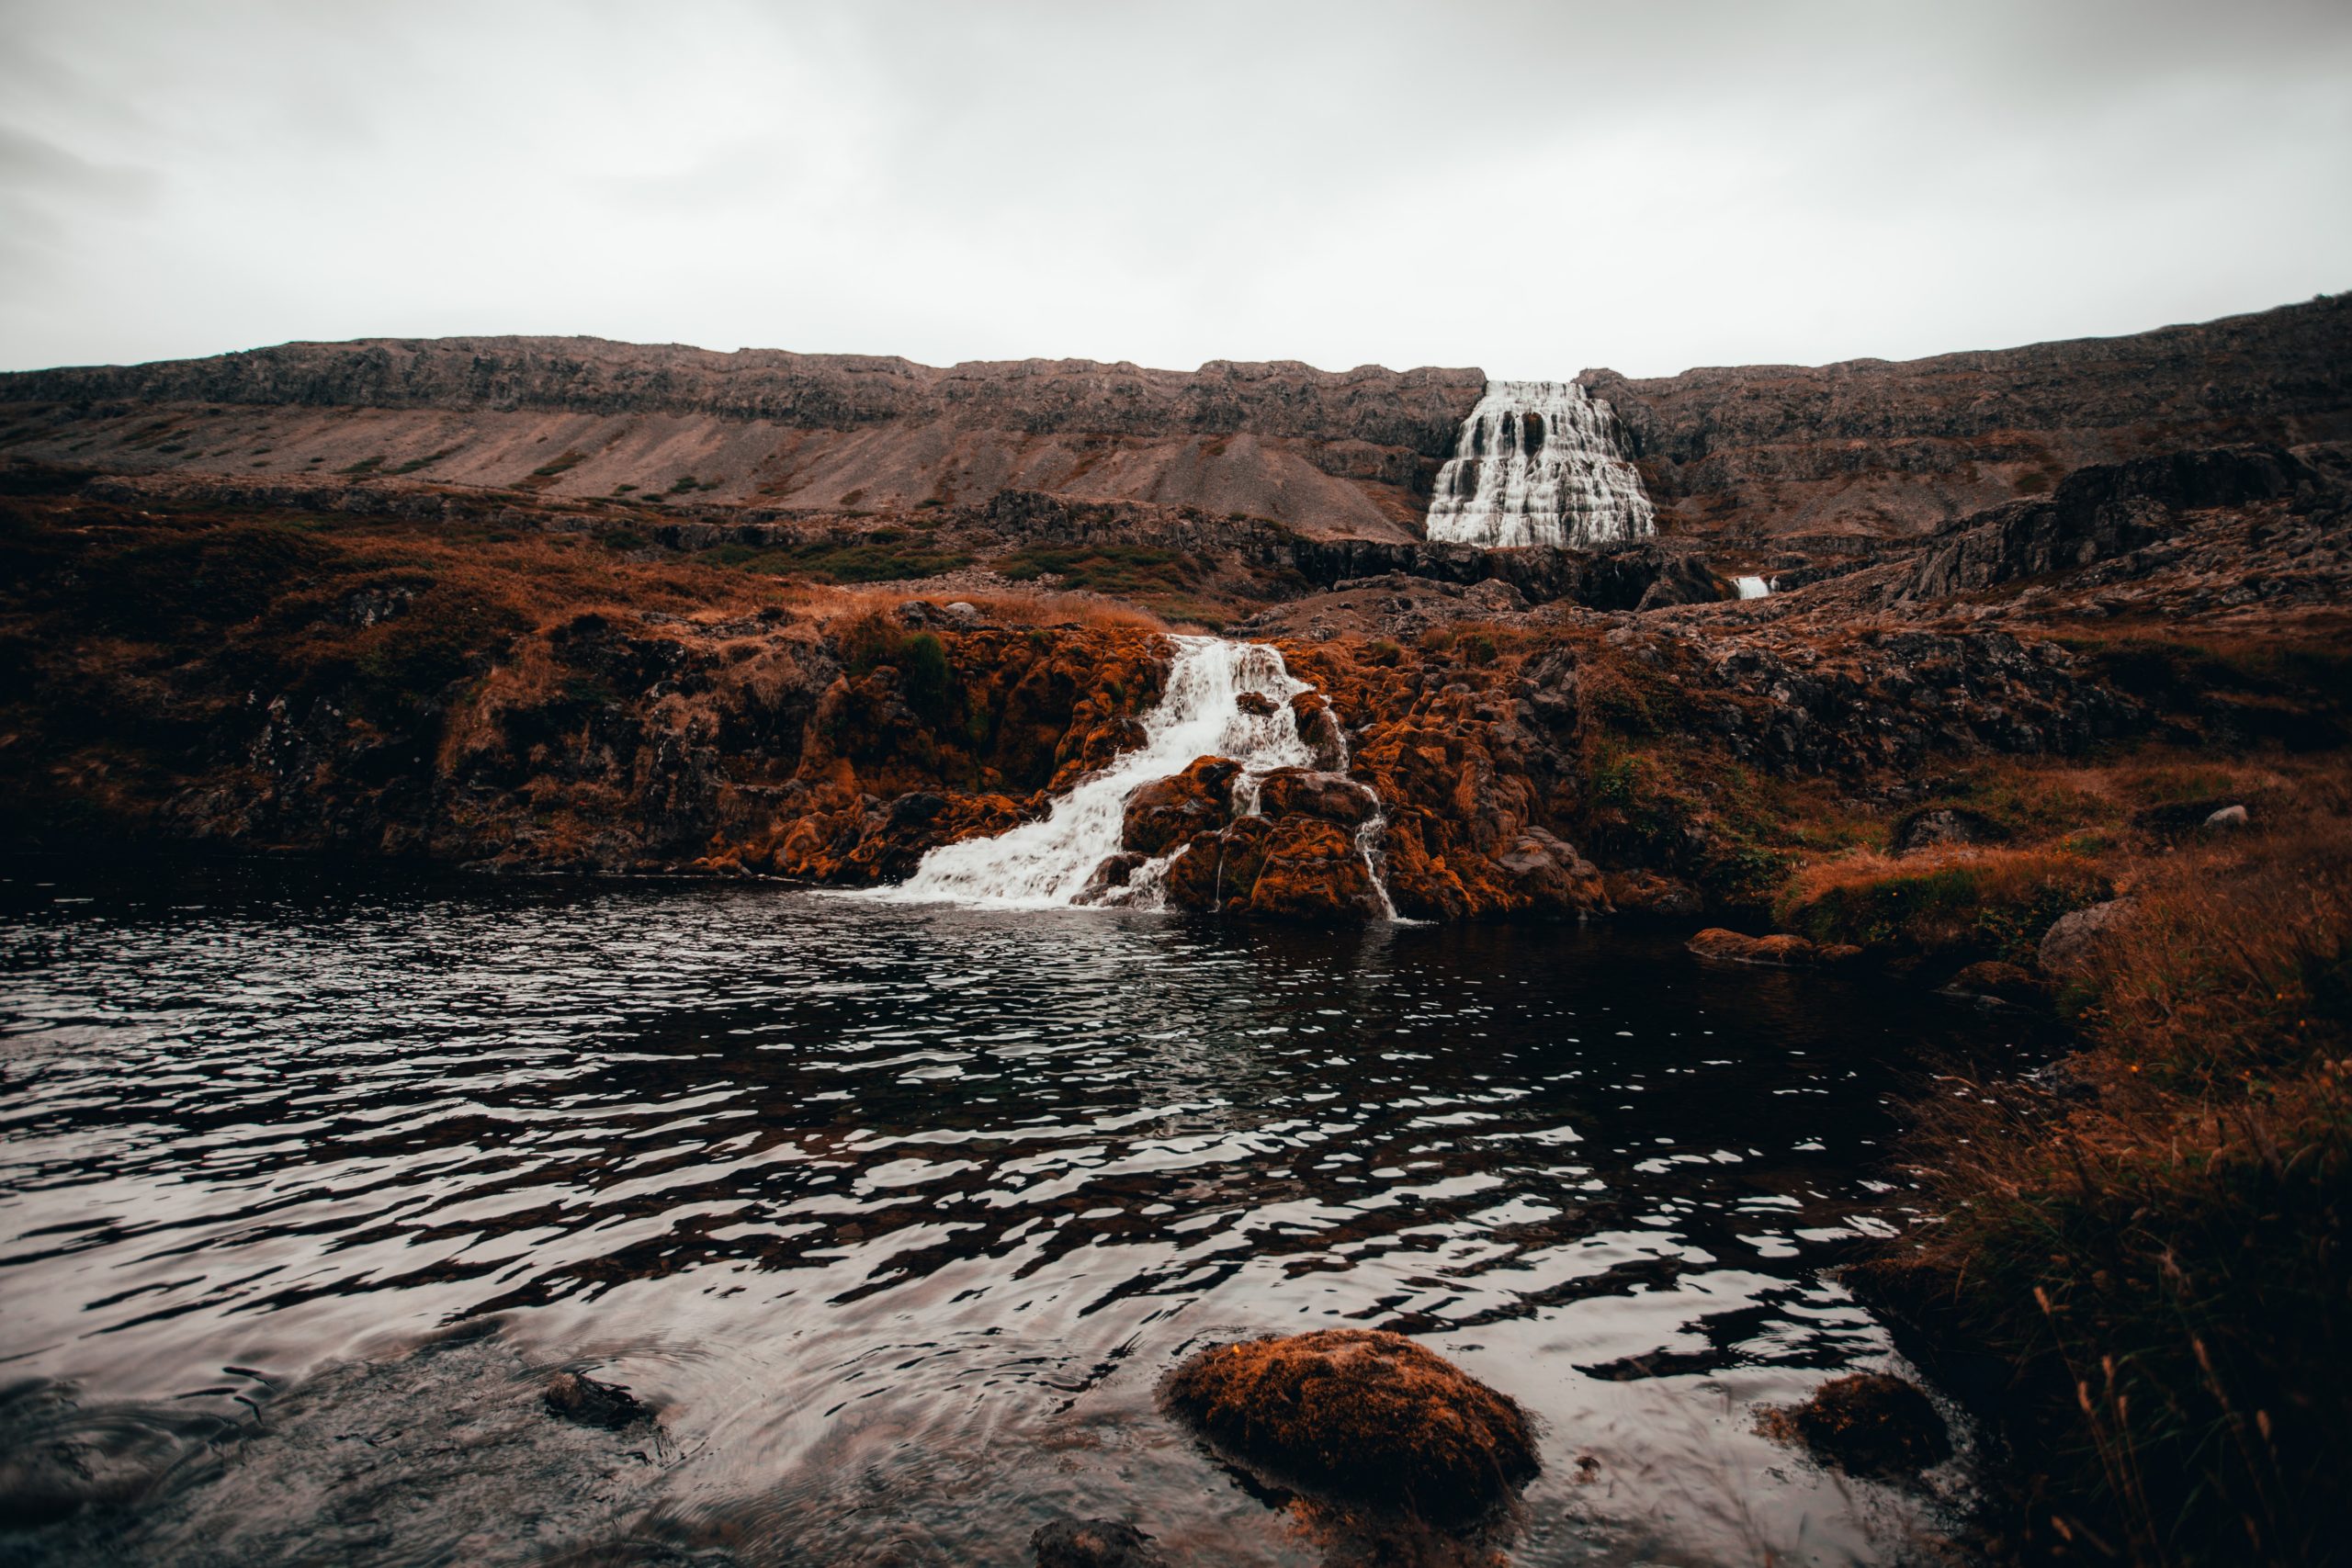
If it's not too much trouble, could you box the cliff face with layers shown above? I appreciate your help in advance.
[5,296,2346,555]
[1581,293,2352,544]
[0,341,1485,540]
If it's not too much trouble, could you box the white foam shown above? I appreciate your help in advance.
[857,637,1393,916]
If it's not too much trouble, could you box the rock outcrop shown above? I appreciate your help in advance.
[1892,445,2318,602]
[1585,294,2352,541]
[0,340,1485,539]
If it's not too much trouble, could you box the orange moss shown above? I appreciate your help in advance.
[1159,1329,1539,1524]
[1774,845,2113,970]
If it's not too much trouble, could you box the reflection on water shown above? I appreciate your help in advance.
[0,862,2026,1565]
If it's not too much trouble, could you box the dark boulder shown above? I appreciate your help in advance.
[1121,757,1241,856]
[1031,1517,1168,1568]
[1776,1371,1951,1478]
[543,1371,650,1430]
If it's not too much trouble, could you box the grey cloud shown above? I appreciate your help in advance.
[0,0,2345,377]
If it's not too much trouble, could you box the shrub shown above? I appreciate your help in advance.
[1776,847,2111,968]
[837,615,954,720]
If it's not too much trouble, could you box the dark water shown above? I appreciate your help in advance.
[0,863,2030,1566]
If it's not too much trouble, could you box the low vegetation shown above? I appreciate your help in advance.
[698,532,976,584]
[1876,807,2349,1566]
[1776,846,2113,970]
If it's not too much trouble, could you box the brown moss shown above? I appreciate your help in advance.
[1159,1329,1539,1524]
[1762,1371,1951,1477]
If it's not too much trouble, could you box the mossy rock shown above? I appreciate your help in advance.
[1160,1329,1539,1523]
[1783,1371,1951,1477]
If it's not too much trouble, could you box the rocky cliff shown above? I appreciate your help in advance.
[5,293,2347,558]
[1582,293,2352,543]
[0,340,1484,540]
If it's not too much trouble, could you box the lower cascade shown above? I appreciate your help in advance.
[1424,379,1657,548]
[1735,574,1772,599]
[871,636,1396,916]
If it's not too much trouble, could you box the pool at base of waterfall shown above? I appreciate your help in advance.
[0,862,2029,1566]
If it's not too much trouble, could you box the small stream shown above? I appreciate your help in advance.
[0,862,2031,1565]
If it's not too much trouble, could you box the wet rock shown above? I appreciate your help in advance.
[1165,815,1388,921]
[2038,897,2134,976]
[1891,807,2002,855]
[1939,959,2052,1009]
[1254,766,1377,828]
[543,1371,650,1430]
[1234,690,1278,717]
[1077,851,1148,903]
[1030,1517,1169,1568]
[1603,870,1702,919]
[1492,827,1607,911]
[1687,928,1860,968]
[1120,757,1241,856]
[1161,1329,1539,1524]
[1780,1371,1951,1478]
[1289,694,1347,771]
[2204,802,2249,829]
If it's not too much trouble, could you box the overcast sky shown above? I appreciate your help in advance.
[2,0,2346,379]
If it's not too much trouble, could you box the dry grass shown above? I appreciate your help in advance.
[1884,806,2352,1565]
[1775,845,2114,970]
[763,581,1169,634]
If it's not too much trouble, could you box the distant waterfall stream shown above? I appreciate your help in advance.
[869,637,1395,916]
[1424,379,1657,547]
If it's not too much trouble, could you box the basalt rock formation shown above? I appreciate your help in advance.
[10,297,2347,567]
[1584,293,2352,543]
[0,340,1484,540]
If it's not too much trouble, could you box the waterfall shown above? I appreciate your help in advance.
[866,637,1395,916]
[1735,574,1771,600]
[1424,380,1657,548]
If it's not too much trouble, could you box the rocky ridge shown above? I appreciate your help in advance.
[1584,293,2352,541]
[0,342,1484,538]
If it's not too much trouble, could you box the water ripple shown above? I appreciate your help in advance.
[0,862,2030,1565]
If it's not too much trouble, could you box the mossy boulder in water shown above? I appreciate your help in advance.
[1160,1328,1539,1522]
[1782,1371,1951,1477]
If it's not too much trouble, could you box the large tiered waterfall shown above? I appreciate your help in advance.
[870,637,1393,915]
[1424,380,1657,547]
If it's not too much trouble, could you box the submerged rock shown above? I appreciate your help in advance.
[1687,928,1860,968]
[1031,1516,1169,1568]
[543,1371,650,1430]
[1939,959,2053,1009]
[1777,1371,1951,1478]
[1160,1328,1539,1524]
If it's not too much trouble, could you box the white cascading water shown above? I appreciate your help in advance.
[1424,380,1657,548]
[866,637,1395,917]
[1735,574,1772,600]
